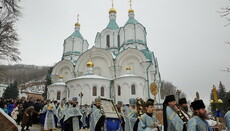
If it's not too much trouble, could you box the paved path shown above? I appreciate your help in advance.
[17,124,61,131]
[17,124,89,131]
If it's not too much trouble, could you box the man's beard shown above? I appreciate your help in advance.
[73,104,76,107]
[182,106,188,112]
[194,112,208,120]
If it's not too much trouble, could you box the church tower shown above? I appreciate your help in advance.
[94,0,120,55]
[118,0,147,52]
[62,14,89,63]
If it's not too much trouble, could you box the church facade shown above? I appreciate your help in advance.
[47,5,161,105]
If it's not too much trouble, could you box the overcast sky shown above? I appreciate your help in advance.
[15,0,230,103]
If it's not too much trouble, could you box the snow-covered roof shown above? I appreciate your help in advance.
[0,84,8,87]
[116,73,145,80]
[50,82,66,86]
[68,74,111,82]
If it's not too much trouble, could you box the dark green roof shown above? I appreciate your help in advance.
[107,20,119,30]
[70,31,84,39]
[140,49,152,61]
[126,17,139,25]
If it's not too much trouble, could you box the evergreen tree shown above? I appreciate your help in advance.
[218,81,228,113]
[3,81,19,99]
[42,67,53,99]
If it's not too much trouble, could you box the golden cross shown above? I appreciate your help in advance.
[111,0,114,8]
[77,14,79,23]
[129,0,132,9]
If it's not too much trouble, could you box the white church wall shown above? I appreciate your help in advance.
[114,77,146,104]
[94,33,101,48]
[135,24,145,43]
[75,48,114,79]
[124,25,135,42]
[83,40,89,52]
[66,78,110,105]
[101,30,112,48]
[47,85,66,101]
[64,38,73,53]
[73,37,83,52]
[118,27,125,46]
[115,49,146,77]
[51,60,75,83]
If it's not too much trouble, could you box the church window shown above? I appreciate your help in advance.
[101,87,104,96]
[93,86,97,96]
[117,35,120,48]
[57,91,61,100]
[131,85,136,95]
[118,86,121,96]
[68,89,70,98]
[106,35,110,47]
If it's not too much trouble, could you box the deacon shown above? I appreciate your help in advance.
[64,97,82,131]
[56,100,66,130]
[90,97,105,131]
[81,104,91,129]
[139,99,161,131]
[224,99,230,130]
[40,99,58,131]
[163,95,185,131]
[187,100,212,131]
[178,98,191,121]
[126,98,139,131]
[116,101,125,130]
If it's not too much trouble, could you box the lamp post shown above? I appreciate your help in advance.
[79,92,83,106]
[176,90,181,102]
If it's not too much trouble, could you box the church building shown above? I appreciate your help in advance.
[47,2,161,105]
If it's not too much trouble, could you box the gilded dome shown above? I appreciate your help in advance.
[109,8,117,14]
[59,75,63,79]
[128,8,134,13]
[75,22,80,27]
[86,61,94,67]
[126,66,131,70]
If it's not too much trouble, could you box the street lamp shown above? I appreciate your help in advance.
[79,92,83,106]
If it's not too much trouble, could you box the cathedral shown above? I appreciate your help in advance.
[47,2,161,105]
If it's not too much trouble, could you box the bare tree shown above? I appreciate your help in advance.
[219,2,230,44]
[0,0,21,62]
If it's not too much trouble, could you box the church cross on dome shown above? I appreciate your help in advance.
[111,0,114,8]
[129,0,132,9]
[77,14,79,23]
[75,13,81,27]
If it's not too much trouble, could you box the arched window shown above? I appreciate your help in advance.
[118,86,121,96]
[101,87,104,96]
[93,86,97,96]
[117,35,120,48]
[106,35,110,47]
[131,85,136,95]
[57,91,61,100]
[68,89,70,98]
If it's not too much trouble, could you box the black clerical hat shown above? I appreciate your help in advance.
[164,95,175,104]
[146,99,154,107]
[179,98,187,105]
[191,100,205,110]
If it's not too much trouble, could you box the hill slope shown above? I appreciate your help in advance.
[0,64,50,84]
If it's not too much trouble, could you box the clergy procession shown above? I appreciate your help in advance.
[1,94,229,131]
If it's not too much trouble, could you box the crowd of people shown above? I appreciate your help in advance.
[0,95,229,131]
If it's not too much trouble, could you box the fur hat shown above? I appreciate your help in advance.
[191,100,205,110]
[179,98,187,105]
